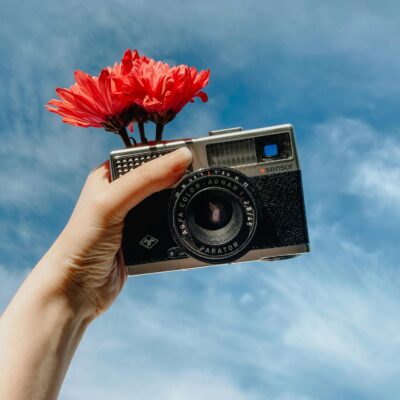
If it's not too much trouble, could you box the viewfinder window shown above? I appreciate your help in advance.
[255,132,292,162]
[264,144,278,157]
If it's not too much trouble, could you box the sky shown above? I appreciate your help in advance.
[1,0,400,399]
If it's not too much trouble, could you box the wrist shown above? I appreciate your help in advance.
[31,245,98,323]
[0,262,91,400]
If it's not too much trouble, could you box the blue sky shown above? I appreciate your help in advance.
[1,0,400,399]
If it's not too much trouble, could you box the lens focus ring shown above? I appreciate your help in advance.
[169,167,259,264]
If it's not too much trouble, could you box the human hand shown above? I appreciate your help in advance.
[37,147,192,319]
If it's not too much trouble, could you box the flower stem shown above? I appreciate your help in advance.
[118,126,131,148]
[138,121,148,144]
[155,123,164,142]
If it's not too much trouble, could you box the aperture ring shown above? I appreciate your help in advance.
[169,167,259,264]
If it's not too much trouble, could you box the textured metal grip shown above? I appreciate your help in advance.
[113,150,173,178]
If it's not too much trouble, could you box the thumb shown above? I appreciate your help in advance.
[103,147,192,221]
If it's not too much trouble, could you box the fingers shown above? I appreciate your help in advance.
[102,147,192,221]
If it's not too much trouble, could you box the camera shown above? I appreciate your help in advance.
[110,124,310,275]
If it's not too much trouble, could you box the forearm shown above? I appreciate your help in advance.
[0,149,191,399]
[0,256,91,400]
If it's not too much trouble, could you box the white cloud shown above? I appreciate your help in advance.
[54,242,400,400]
[1,0,400,397]
[0,265,29,309]
[0,125,113,209]
[305,118,400,220]
[350,145,400,214]
[2,114,400,399]
[63,369,255,400]
[3,228,400,400]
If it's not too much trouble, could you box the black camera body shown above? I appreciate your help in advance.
[110,124,309,275]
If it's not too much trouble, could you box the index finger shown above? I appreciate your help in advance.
[104,147,192,220]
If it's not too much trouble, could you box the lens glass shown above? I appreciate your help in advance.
[186,189,243,246]
[192,191,233,230]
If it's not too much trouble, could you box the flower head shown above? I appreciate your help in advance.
[46,49,211,145]
[46,63,135,133]
[116,49,210,125]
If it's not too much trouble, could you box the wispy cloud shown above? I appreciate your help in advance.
[57,118,400,399]
[0,265,29,307]
[1,0,400,399]
[350,143,400,215]
[304,118,400,220]
[2,110,400,398]
[56,231,400,399]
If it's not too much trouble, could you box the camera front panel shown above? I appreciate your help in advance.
[110,124,310,274]
[120,168,309,274]
[121,189,185,268]
[249,170,309,251]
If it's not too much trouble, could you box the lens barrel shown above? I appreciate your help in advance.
[169,167,259,263]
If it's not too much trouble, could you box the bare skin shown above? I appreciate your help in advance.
[0,147,192,400]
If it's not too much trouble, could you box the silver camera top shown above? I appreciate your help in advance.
[110,124,300,181]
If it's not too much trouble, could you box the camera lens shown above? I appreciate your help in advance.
[191,190,234,230]
[169,167,259,264]
[187,188,243,246]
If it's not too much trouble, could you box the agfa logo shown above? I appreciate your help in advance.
[139,234,159,249]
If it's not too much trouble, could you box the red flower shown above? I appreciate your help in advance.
[46,63,135,134]
[47,49,211,145]
[120,48,151,75]
[116,49,210,126]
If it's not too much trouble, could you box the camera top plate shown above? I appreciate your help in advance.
[110,124,300,181]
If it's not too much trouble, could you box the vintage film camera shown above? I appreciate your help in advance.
[110,124,309,275]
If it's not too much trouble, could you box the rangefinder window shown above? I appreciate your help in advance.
[255,132,292,162]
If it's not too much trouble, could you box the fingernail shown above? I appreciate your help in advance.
[169,147,192,173]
